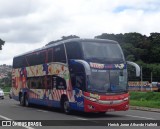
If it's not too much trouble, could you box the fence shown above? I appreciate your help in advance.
[128,81,159,92]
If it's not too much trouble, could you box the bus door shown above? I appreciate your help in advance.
[69,61,86,110]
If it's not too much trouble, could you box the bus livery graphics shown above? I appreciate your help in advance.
[12,38,140,113]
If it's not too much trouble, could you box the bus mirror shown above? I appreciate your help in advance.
[127,61,140,77]
[75,60,91,75]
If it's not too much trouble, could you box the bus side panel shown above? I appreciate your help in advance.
[12,68,25,101]
[69,89,84,111]
[28,98,61,108]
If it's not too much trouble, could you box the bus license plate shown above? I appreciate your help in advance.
[108,109,115,112]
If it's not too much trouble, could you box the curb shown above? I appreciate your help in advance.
[130,106,160,113]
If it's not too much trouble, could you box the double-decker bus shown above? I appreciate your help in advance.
[12,38,140,114]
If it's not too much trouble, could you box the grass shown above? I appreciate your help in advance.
[2,86,11,92]
[1,86,11,92]
[130,100,160,108]
[1,86,11,96]
[129,91,160,108]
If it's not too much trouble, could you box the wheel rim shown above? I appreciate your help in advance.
[20,96,24,105]
[64,100,69,113]
[25,97,28,106]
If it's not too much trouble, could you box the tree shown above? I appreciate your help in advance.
[61,35,80,40]
[95,32,160,81]
[0,39,5,50]
[46,35,80,46]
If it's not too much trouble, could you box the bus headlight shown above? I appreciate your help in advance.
[123,97,129,101]
[84,96,97,102]
[89,98,97,102]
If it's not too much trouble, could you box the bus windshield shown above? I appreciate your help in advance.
[82,42,124,63]
[87,69,128,93]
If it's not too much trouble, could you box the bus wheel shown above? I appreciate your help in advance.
[24,94,30,107]
[20,95,25,106]
[62,97,71,114]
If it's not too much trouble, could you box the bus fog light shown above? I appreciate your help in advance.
[88,105,95,109]
[125,104,129,108]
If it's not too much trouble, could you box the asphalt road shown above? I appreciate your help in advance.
[0,96,159,129]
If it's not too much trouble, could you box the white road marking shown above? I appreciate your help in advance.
[37,110,48,113]
[11,104,19,107]
[125,115,155,120]
[0,114,35,129]
[0,114,11,120]
[74,117,88,120]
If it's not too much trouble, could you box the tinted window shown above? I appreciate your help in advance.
[13,56,26,68]
[27,76,52,89]
[52,75,67,89]
[26,51,46,66]
[65,42,83,59]
[82,42,125,63]
[48,49,53,63]
[53,44,66,63]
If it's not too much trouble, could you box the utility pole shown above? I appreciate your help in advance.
[141,66,143,91]
[151,72,152,91]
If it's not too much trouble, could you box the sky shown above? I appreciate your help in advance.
[0,0,160,65]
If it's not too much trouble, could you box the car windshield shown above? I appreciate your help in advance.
[87,69,128,93]
[82,42,125,63]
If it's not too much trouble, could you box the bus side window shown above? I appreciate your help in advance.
[48,49,53,63]
[52,76,67,90]
[26,51,46,66]
[76,75,85,89]
[31,81,36,89]
[53,44,66,63]
[46,76,52,89]
[13,56,26,68]
[65,42,83,60]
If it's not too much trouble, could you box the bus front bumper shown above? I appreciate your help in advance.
[84,97,129,112]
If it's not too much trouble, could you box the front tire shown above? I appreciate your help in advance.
[62,97,71,114]
[24,94,30,107]
[20,95,25,106]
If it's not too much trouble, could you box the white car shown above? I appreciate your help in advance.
[0,88,4,99]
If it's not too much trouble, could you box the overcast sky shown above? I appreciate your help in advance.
[0,0,160,65]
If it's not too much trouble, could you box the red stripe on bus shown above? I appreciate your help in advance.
[54,90,58,100]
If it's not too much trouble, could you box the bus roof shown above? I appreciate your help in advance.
[14,38,118,58]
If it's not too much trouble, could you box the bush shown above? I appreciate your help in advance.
[130,91,160,101]
[130,91,160,108]
[2,86,11,92]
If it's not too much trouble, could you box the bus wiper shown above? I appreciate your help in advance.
[88,88,99,93]
[90,89,106,94]
[86,57,107,63]
[100,58,124,63]
[86,57,124,64]
[86,57,101,61]
[90,89,99,92]
[109,89,127,93]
